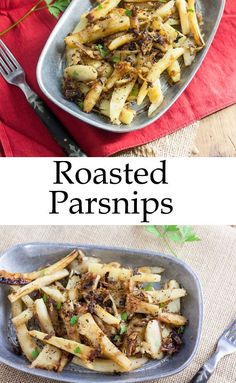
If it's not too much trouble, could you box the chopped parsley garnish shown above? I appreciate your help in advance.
[158,0,167,2]
[144,282,154,291]
[77,100,84,110]
[42,293,47,303]
[125,9,132,16]
[177,326,186,334]
[119,324,127,335]
[72,70,79,80]
[97,3,103,9]
[111,55,120,63]
[159,303,165,308]
[130,84,139,97]
[120,312,129,321]
[97,43,108,58]
[31,349,40,359]
[113,335,121,342]
[74,346,81,353]
[70,315,78,326]
[56,302,62,310]
[187,8,194,12]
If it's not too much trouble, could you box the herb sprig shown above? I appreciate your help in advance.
[146,225,200,257]
[0,0,71,37]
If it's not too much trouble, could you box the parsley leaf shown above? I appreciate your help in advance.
[70,315,78,326]
[120,312,129,321]
[111,55,120,63]
[187,8,195,12]
[125,9,132,16]
[97,3,103,9]
[42,293,47,303]
[146,225,161,237]
[46,0,71,19]
[74,346,81,353]
[144,282,154,291]
[97,44,108,58]
[130,84,139,97]
[72,70,79,80]
[177,326,186,334]
[31,349,40,359]
[77,100,84,110]
[119,324,127,335]
[56,302,62,310]
[113,335,121,342]
[146,226,200,257]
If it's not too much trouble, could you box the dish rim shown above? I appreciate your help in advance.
[0,242,203,383]
[36,0,226,133]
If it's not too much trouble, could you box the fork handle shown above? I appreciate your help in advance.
[189,350,223,383]
[27,93,86,157]
[189,365,212,383]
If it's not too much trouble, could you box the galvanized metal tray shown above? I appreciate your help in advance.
[0,243,203,383]
[37,0,225,133]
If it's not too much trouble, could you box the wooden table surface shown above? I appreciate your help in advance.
[193,104,236,157]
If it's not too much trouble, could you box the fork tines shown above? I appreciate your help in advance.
[225,319,236,342]
[0,40,19,76]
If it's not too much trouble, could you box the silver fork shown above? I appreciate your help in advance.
[190,318,236,382]
[0,40,86,157]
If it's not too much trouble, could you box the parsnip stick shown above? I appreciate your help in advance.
[35,299,55,334]
[187,0,205,46]
[87,0,122,22]
[127,295,160,315]
[146,288,186,303]
[72,356,148,372]
[65,16,130,46]
[94,304,120,325]
[12,308,34,326]
[176,0,190,35]
[11,300,39,362]
[31,344,61,371]
[8,269,69,303]
[29,330,96,362]
[79,313,131,371]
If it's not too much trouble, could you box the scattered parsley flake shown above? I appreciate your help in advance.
[72,70,79,80]
[78,100,84,110]
[177,326,186,334]
[187,8,195,12]
[42,293,47,303]
[97,43,108,58]
[74,346,81,353]
[56,302,62,310]
[119,324,127,335]
[70,315,78,326]
[159,303,165,308]
[120,312,129,321]
[130,84,139,97]
[97,3,103,9]
[125,9,132,16]
[113,335,121,342]
[31,349,40,359]
[111,55,120,63]
[144,283,154,291]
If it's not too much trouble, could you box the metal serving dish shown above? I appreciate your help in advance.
[37,0,225,133]
[0,243,203,383]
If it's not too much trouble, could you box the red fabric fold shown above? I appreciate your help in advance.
[0,0,235,157]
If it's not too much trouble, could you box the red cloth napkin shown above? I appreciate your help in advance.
[0,0,235,157]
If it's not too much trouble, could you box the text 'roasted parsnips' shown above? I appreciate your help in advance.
[3,250,188,373]
[62,0,204,125]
